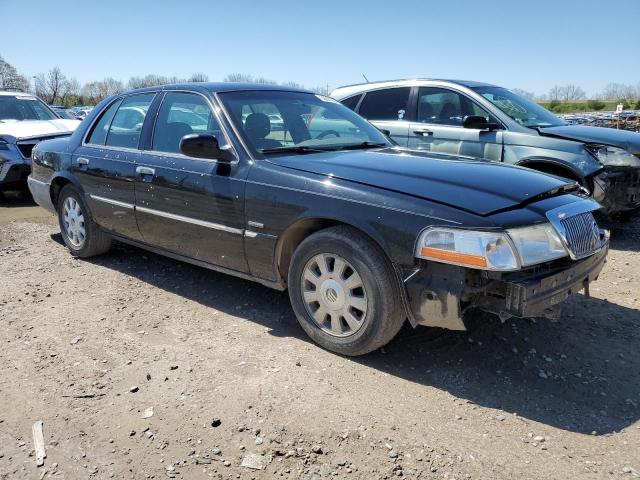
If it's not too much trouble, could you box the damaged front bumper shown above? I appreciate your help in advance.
[401,241,609,331]
[592,166,640,214]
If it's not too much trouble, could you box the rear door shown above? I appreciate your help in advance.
[134,91,248,273]
[407,87,503,161]
[355,87,412,146]
[72,93,156,240]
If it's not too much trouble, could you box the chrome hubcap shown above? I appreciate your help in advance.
[301,253,368,337]
[62,197,86,247]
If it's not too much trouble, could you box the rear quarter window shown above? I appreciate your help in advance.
[86,100,121,145]
[339,94,363,111]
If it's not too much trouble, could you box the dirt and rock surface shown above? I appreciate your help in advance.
[1,195,639,480]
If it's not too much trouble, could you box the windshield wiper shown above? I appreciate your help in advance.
[333,141,388,151]
[260,146,329,154]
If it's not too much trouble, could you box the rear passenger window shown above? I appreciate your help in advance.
[152,92,225,154]
[86,100,121,145]
[105,93,155,149]
[340,94,362,111]
[358,88,411,121]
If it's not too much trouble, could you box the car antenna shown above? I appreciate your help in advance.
[362,73,370,83]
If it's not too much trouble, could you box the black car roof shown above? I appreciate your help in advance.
[125,82,312,95]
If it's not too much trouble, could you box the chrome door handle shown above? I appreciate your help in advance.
[77,157,90,165]
[413,129,433,137]
[136,166,155,176]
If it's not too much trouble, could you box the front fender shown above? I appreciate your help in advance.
[503,131,602,178]
[515,156,592,183]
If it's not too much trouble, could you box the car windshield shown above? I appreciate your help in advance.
[54,109,76,120]
[472,86,565,128]
[218,90,391,155]
[0,95,58,122]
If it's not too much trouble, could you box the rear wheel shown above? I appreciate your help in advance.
[57,184,111,257]
[288,226,405,356]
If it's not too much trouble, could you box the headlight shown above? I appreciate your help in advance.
[415,225,568,271]
[0,138,9,151]
[506,223,567,266]
[415,228,519,271]
[589,145,640,167]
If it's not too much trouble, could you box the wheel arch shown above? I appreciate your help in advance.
[50,173,83,208]
[274,216,391,284]
[516,157,585,184]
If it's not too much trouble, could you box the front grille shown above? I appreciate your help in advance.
[16,133,70,159]
[560,212,601,259]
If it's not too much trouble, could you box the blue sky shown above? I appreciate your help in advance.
[3,0,639,96]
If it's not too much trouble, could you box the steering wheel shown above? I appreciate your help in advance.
[315,130,341,139]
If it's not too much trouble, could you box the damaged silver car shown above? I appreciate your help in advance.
[331,79,640,215]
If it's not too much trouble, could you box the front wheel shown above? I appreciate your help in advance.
[288,226,405,356]
[57,184,111,258]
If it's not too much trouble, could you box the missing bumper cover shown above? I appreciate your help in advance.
[402,243,608,331]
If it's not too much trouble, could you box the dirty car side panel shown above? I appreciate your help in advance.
[242,160,476,283]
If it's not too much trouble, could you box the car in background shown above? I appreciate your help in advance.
[331,79,640,215]
[70,106,94,120]
[29,83,609,355]
[51,106,82,120]
[0,91,80,193]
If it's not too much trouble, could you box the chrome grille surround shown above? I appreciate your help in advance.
[545,199,609,260]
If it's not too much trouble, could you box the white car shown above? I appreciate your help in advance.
[0,91,80,193]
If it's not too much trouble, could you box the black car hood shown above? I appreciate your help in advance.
[268,149,575,216]
[539,125,640,156]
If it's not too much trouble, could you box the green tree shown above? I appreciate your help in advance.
[548,99,561,112]
[0,55,29,91]
[587,99,606,111]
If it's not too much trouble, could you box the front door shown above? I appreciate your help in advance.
[134,91,248,273]
[407,87,503,161]
[72,93,156,240]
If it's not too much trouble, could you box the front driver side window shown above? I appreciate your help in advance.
[418,87,495,126]
[152,92,225,154]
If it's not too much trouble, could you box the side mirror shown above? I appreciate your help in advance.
[463,115,500,130]
[179,133,234,162]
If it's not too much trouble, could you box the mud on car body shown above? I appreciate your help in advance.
[331,79,640,216]
[29,83,609,355]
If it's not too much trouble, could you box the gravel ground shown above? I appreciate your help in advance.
[1,197,639,480]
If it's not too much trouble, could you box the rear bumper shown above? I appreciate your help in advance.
[592,166,640,214]
[27,176,56,213]
[403,243,608,330]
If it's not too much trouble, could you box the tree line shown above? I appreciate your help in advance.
[0,56,329,107]
[1,55,637,109]
[514,82,640,104]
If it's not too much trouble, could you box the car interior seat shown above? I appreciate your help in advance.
[439,102,458,125]
[154,122,194,153]
[244,113,281,150]
[419,102,434,123]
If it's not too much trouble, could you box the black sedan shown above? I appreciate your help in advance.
[28,83,609,355]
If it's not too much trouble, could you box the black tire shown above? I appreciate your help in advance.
[288,225,405,356]
[57,184,111,258]
[20,185,33,202]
